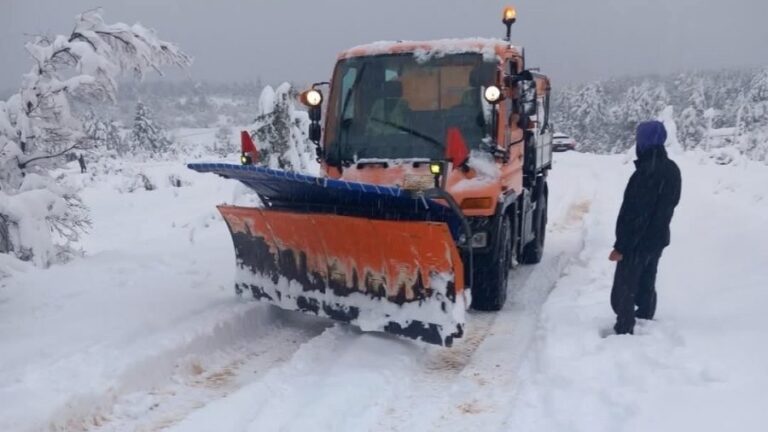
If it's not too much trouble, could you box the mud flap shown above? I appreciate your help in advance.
[220,206,466,346]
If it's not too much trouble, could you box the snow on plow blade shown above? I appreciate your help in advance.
[188,163,468,346]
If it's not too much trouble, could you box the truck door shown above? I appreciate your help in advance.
[500,59,524,195]
[537,87,553,169]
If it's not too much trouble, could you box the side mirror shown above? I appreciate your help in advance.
[308,106,321,122]
[309,123,321,143]
[504,70,534,87]
[519,80,537,117]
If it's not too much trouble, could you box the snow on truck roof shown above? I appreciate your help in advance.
[339,38,521,62]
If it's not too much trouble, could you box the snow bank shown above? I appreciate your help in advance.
[0,160,240,431]
[0,173,81,267]
[505,152,768,432]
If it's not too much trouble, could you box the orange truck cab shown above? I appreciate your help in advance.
[300,29,553,311]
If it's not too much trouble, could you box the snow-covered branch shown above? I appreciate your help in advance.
[0,8,191,267]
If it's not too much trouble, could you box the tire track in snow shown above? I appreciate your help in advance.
[54,305,331,432]
[159,197,592,432]
[160,323,424,432]
[426,199,593,432]
[80,155,596,432]
[372,199,592,432]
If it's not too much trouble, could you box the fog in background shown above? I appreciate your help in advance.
[2,0,767,91]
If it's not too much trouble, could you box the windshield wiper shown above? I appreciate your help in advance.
[369,117,442,150]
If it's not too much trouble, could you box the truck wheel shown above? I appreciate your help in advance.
[471,215,512,311]
[521,184,548,264]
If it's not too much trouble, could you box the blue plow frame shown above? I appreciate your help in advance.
[187,163,465,241]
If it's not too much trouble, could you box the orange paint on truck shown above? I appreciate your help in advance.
[220,206,464,300]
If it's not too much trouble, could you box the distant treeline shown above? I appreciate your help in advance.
[552,66,768,161]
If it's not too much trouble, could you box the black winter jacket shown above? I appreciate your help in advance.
[614,147,682,255]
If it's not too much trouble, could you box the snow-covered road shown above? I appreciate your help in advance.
[1,151,766,431]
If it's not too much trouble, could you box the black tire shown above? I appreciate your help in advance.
[471,215,512,311]
[521,183,548,264]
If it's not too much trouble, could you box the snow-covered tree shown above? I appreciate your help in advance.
[251,83,318,173]
[550,67,768,162]
[748,68,768,104]
[105,121,124,154]
[677,108,704,151]
[677,78,708,150]
[82,110,123,154]
[737,71,768,160]
[211,125,233,157]
[128,101,172,155]
[568,82,613,153]
[0,9,190,267]
[611,81,671,147]
[745,68,768,134]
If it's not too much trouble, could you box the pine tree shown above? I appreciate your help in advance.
[746,68,768,138]
[129,101,172,156]
[677,79,708,150]
[738,69,768,160]
[105,121,124,155]
[569,82,613,153]
[82,111,123,154]
[614,81,668,147]
[748,68,768,104]
[212,125,233,157]
[82,110,107,149]
[252,83,316,172]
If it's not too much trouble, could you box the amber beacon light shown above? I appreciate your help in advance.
[503,6,517,23]
[502,6,517,41]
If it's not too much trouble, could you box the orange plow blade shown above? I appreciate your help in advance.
[220,206,467,346]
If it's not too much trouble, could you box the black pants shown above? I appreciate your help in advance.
[611,252,661,334]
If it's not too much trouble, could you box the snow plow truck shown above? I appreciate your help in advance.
[189,7,552,347]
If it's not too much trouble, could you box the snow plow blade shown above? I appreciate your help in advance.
[188,164,468,346]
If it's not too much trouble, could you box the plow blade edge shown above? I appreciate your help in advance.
[220,206,466,346]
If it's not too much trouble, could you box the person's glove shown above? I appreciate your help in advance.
[609,249,624,262]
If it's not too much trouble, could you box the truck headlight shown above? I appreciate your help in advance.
[484,85,503,104]
[300,89,323,107]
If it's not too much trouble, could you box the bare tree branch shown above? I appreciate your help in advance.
[17,142,81,169]
[68,32,97,51]
[95,30,132,48]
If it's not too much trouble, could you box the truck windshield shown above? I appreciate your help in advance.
[324,53,496,164]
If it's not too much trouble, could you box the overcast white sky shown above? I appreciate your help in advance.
[1,0,767,90]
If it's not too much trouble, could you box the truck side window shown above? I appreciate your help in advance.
[340,68,358,121]
[539,90,550,133]
[543,90,551,132]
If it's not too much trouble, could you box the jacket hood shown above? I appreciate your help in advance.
[634,146,668,168]
[636,121,667,157]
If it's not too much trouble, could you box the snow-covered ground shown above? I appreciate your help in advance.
[506,152,768,432]
[1,150,766,431]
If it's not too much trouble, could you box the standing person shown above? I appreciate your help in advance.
[609,121,681,335]
[78,153,87,173]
